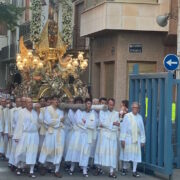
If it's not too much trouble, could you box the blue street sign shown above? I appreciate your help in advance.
[164,54,179,71]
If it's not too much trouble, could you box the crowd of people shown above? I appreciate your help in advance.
[0,95,146,178]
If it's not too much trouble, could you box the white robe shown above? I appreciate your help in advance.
[39,106,65,165]
[38,107,46,155]
[65,109,97,167]
[94,110,120,169]
[9,107,22,166]
[15,109,39,165]
[63,109,75,158]
[6,107,17,159]
[0,106,4,154]
[3,107,10,157]
[120,112,146,163]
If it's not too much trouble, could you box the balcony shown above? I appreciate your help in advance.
[85,0,158,9]
[0,46,9,61]
[73,27,86,50]
[0,44,17,61]
[19,21,30,41]
[81,0,169,36]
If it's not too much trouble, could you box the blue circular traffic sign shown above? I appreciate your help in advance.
[164,54,179,71]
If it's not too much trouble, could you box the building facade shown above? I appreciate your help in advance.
[0,0,31,89]
[78,0,177,106]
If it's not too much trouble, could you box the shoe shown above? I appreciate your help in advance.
[83,174,88,177]
[109,173,117,178]
[39,167,46,176]
[121,169,127,176]
[29,173,36,178]
[132,172,140,178]
[16,168,21,176]
[93,168,104,176]
[68,170,73,176]
[54,172,63,178]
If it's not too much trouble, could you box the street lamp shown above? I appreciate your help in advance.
[156,8,179,78]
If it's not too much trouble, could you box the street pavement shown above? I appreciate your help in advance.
[0,160,180,180]
[0,160,158,180]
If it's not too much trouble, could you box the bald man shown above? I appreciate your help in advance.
[14,98,40,178]
[120,102,145,177]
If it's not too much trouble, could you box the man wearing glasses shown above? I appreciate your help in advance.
[120,102,145,178]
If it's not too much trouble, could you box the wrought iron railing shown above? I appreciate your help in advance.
[19,21,30,41]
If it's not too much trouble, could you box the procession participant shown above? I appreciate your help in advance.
[3,98,10,160]
[119,100,129,120]
[94,98,120,178]
[46,97,52,107]
[119,100,129,175]
[0,98,6,158]
[99,97,107,105]
[5,99,14,160]
[39,96,65,178]
[93,98,99,105]
[67,98,97,177]
[64,97,84,168]
[8,97,22,170]
[63,98,74,160]
[89,98,99,167]
[38,98,47,155]
[14,97,40,178]
[120,102,145,177]
[13,96,27,175]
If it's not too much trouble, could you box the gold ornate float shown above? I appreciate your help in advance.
[15,1,88,100]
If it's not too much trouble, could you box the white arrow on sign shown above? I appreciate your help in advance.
[166,59,178,66]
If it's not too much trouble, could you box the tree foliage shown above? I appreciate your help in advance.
[0,2,25,30]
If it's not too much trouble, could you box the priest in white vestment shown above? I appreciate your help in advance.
[66,98,97,177]
[39,96,65,178]
[94,98,120,178]
[120,102,145,177]
[0,98,6,157]
[9,97,22,169]
[14,98,40,178]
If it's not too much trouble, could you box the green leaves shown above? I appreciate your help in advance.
[0,2,25,30]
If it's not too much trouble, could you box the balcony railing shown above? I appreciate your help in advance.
[19,21,30,41]
[0,44,17,61]
[10,44,17,58]
[73,27,86,50]
[0,46,9,60]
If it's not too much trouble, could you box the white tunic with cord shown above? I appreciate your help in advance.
[120,112,146,163]
[65,109,97,167]
[15,109,40,165]
[39,106,65,165]
[94,110,120,169]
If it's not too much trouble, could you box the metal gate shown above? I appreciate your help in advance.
[129,65,180,178]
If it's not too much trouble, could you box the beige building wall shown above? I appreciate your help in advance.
[91,31,167,108]
[81,0,170,36]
